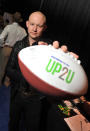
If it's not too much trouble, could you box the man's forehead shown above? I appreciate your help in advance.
[29,12,46,23]
[29,11,45,17]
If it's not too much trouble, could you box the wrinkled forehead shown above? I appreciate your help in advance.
[29,12,46,25]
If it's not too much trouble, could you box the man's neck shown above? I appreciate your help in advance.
[29,37,38,46]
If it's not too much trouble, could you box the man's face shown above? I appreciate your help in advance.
[26,12,47,40]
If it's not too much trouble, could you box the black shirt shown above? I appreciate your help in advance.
[6,35,52,99]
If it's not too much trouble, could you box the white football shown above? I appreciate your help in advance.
[18,45,88,97]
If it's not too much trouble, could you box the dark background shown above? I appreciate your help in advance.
[0,0,90,99]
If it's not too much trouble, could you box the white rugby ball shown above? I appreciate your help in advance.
[18,45,88,97]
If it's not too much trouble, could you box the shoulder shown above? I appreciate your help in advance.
[20,26,27,34]
[3,24,10,31]
[3,24,13,32]
[21,27,27,35]
[13,36,28,50]
[16,24,27,34]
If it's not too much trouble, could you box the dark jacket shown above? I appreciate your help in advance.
[6,35,52,100]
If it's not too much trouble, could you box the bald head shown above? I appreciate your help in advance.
[29,11,46,25]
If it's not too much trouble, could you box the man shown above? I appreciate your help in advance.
[0,15,4,34]
[6,11,78,131]
[3,12,13,26]
[0,12,27,87]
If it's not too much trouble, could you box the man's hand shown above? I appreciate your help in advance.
[38,40,79,59]
[38,41,48,45]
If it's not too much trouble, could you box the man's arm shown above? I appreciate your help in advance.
[5,42,23,83]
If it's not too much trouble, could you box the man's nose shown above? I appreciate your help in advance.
[33,25,37,31]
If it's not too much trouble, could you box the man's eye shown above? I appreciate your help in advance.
[30,23,34,26]
[38,25,43,28]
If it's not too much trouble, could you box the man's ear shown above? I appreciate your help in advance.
[26,20,29,28]
[43,25,47,31]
